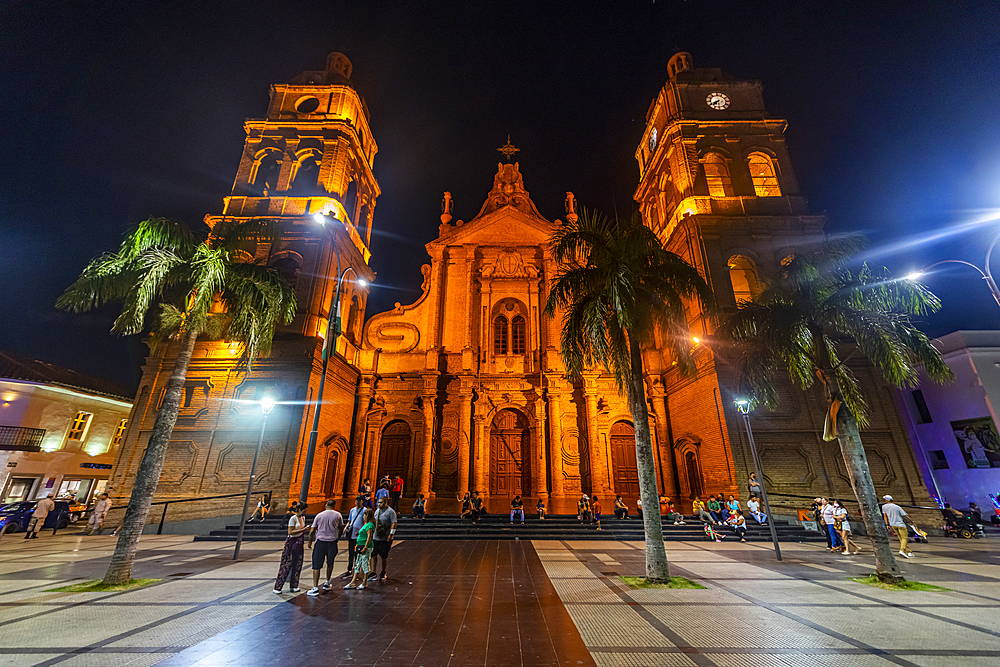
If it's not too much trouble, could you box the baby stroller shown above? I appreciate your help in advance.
[942,508,985,539]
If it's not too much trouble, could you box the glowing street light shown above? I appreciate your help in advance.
[734,398,782,561]
[234,396,276,560]
[906,230,1000,308]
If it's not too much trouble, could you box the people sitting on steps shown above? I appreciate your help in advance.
[412,493,426,520]
[614,495,629,519]
[706,495,723,524]
[746,495,767,524]
[692,496,714,524]
[510,495,525,524]
[536,498,546,520]
[461,493,473,520]
[663,498,686,525]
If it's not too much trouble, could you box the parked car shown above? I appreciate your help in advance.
[0,501,72,535]
[66,500,88,523]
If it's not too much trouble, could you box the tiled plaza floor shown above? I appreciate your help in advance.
[2,528,999,667]
[539,535,1000,667]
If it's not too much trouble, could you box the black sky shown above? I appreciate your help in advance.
[2,1,1000,391]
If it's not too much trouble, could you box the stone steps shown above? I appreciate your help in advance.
[193,513,825,542]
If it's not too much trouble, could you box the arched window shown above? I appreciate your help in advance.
[702,153,733,197]
[493,316,508,355]
[511,316,526,354]
[346,294,361,343]
[249,152,280,196]
[344,180,358,223]
[748,153,781,197]
[728,255,760,304]
[289,154,322,195]
[271,256,300,291]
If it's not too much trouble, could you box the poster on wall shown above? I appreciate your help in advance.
[951,417,1000,469]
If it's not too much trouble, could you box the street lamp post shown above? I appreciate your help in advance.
[734,399,782,561]
[234,396,276,560]
[298,213,367,506]
[906,230,1000,308]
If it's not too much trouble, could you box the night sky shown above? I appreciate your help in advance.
[2,1,1000,392]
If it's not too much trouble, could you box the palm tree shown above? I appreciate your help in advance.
[57,217,296,585]
[720,238,952,583]
[545,209,714,582]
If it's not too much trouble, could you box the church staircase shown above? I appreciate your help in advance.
[194,513,824,542]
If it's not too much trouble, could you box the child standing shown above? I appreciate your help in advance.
[592,496,603,531]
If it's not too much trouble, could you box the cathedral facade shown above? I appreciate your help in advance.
[108,52,931,520]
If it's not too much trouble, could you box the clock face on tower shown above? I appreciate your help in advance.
[706,92,731,110]
[648,128,658,152]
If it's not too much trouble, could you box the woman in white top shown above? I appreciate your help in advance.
[273,503,309,594]
[832,500,859,555]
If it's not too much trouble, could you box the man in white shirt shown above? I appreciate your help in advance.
[881,495,914,558]
[306,499,344,596]
[83,493,111,535]
[746,496,767,524]
[820,498,844,552]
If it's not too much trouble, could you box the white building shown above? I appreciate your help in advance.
[897,331,1000,516]
[0,351,133,505]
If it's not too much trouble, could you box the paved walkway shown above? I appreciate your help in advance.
[1,529,997,666]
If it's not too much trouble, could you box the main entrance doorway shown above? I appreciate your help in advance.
[610,421,640,496]
[489,409,529,497]
[378,421,411,483]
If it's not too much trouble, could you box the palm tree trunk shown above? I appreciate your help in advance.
[627,333,670,582]
[834,402,904,583]
[103,331,198,585]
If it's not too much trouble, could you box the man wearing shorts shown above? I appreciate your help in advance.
[341,496,366,578]
[306,499,344,596]
[370,495,397,581]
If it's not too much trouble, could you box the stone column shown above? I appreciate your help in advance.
[473,412,489,495]
[534,394,548,498]
[546,381,566,498]
[583,375,612,496]
[458,389,473,497]
[419,394,436,496]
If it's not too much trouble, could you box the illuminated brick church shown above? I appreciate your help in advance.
[108,52,931,515]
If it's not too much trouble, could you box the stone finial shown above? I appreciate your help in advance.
[326,52,353,81]
[565,192,578,223]
[440,191,453,224]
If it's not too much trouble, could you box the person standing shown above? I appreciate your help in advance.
[748,472,763,498]
[832,500,859,556]
[370,496,397,581]
[578,494,591,523]
[636,497,643,520]
[273,503,309,594]
[390,476,404,512]
[820,497,844,552]
[375,481,390,506]
[812,497,832,549]
[83,493,111,535]
[306,500,344,596]
[592,496,603,531]
[882,495,916,559]
[25,494,55,539]
[361,480,373,509]
[342,496,366,579]
[345,508,375,590]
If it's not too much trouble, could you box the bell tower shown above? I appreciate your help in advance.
[632,53,929,513]
[205,51,379,347]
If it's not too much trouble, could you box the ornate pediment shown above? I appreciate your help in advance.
[480,248,539,279]
[472,162,545,221]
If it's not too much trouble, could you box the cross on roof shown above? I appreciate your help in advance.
[497,136,519,162]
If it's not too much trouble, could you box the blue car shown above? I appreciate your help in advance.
[0,501,71,535]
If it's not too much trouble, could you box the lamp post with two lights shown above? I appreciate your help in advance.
[734,398,782,561]
[234,396,276,560]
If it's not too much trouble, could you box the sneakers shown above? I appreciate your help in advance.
[272,589,283,594]
[340,572,352,579]
[344,583,356,589]
[356,584,365,590]
[899,550,913,559]
[367,572,378,580]
[307,587,321,597]
[290,588,300,593]
[379,572,387,581]
[322,581,332,591]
